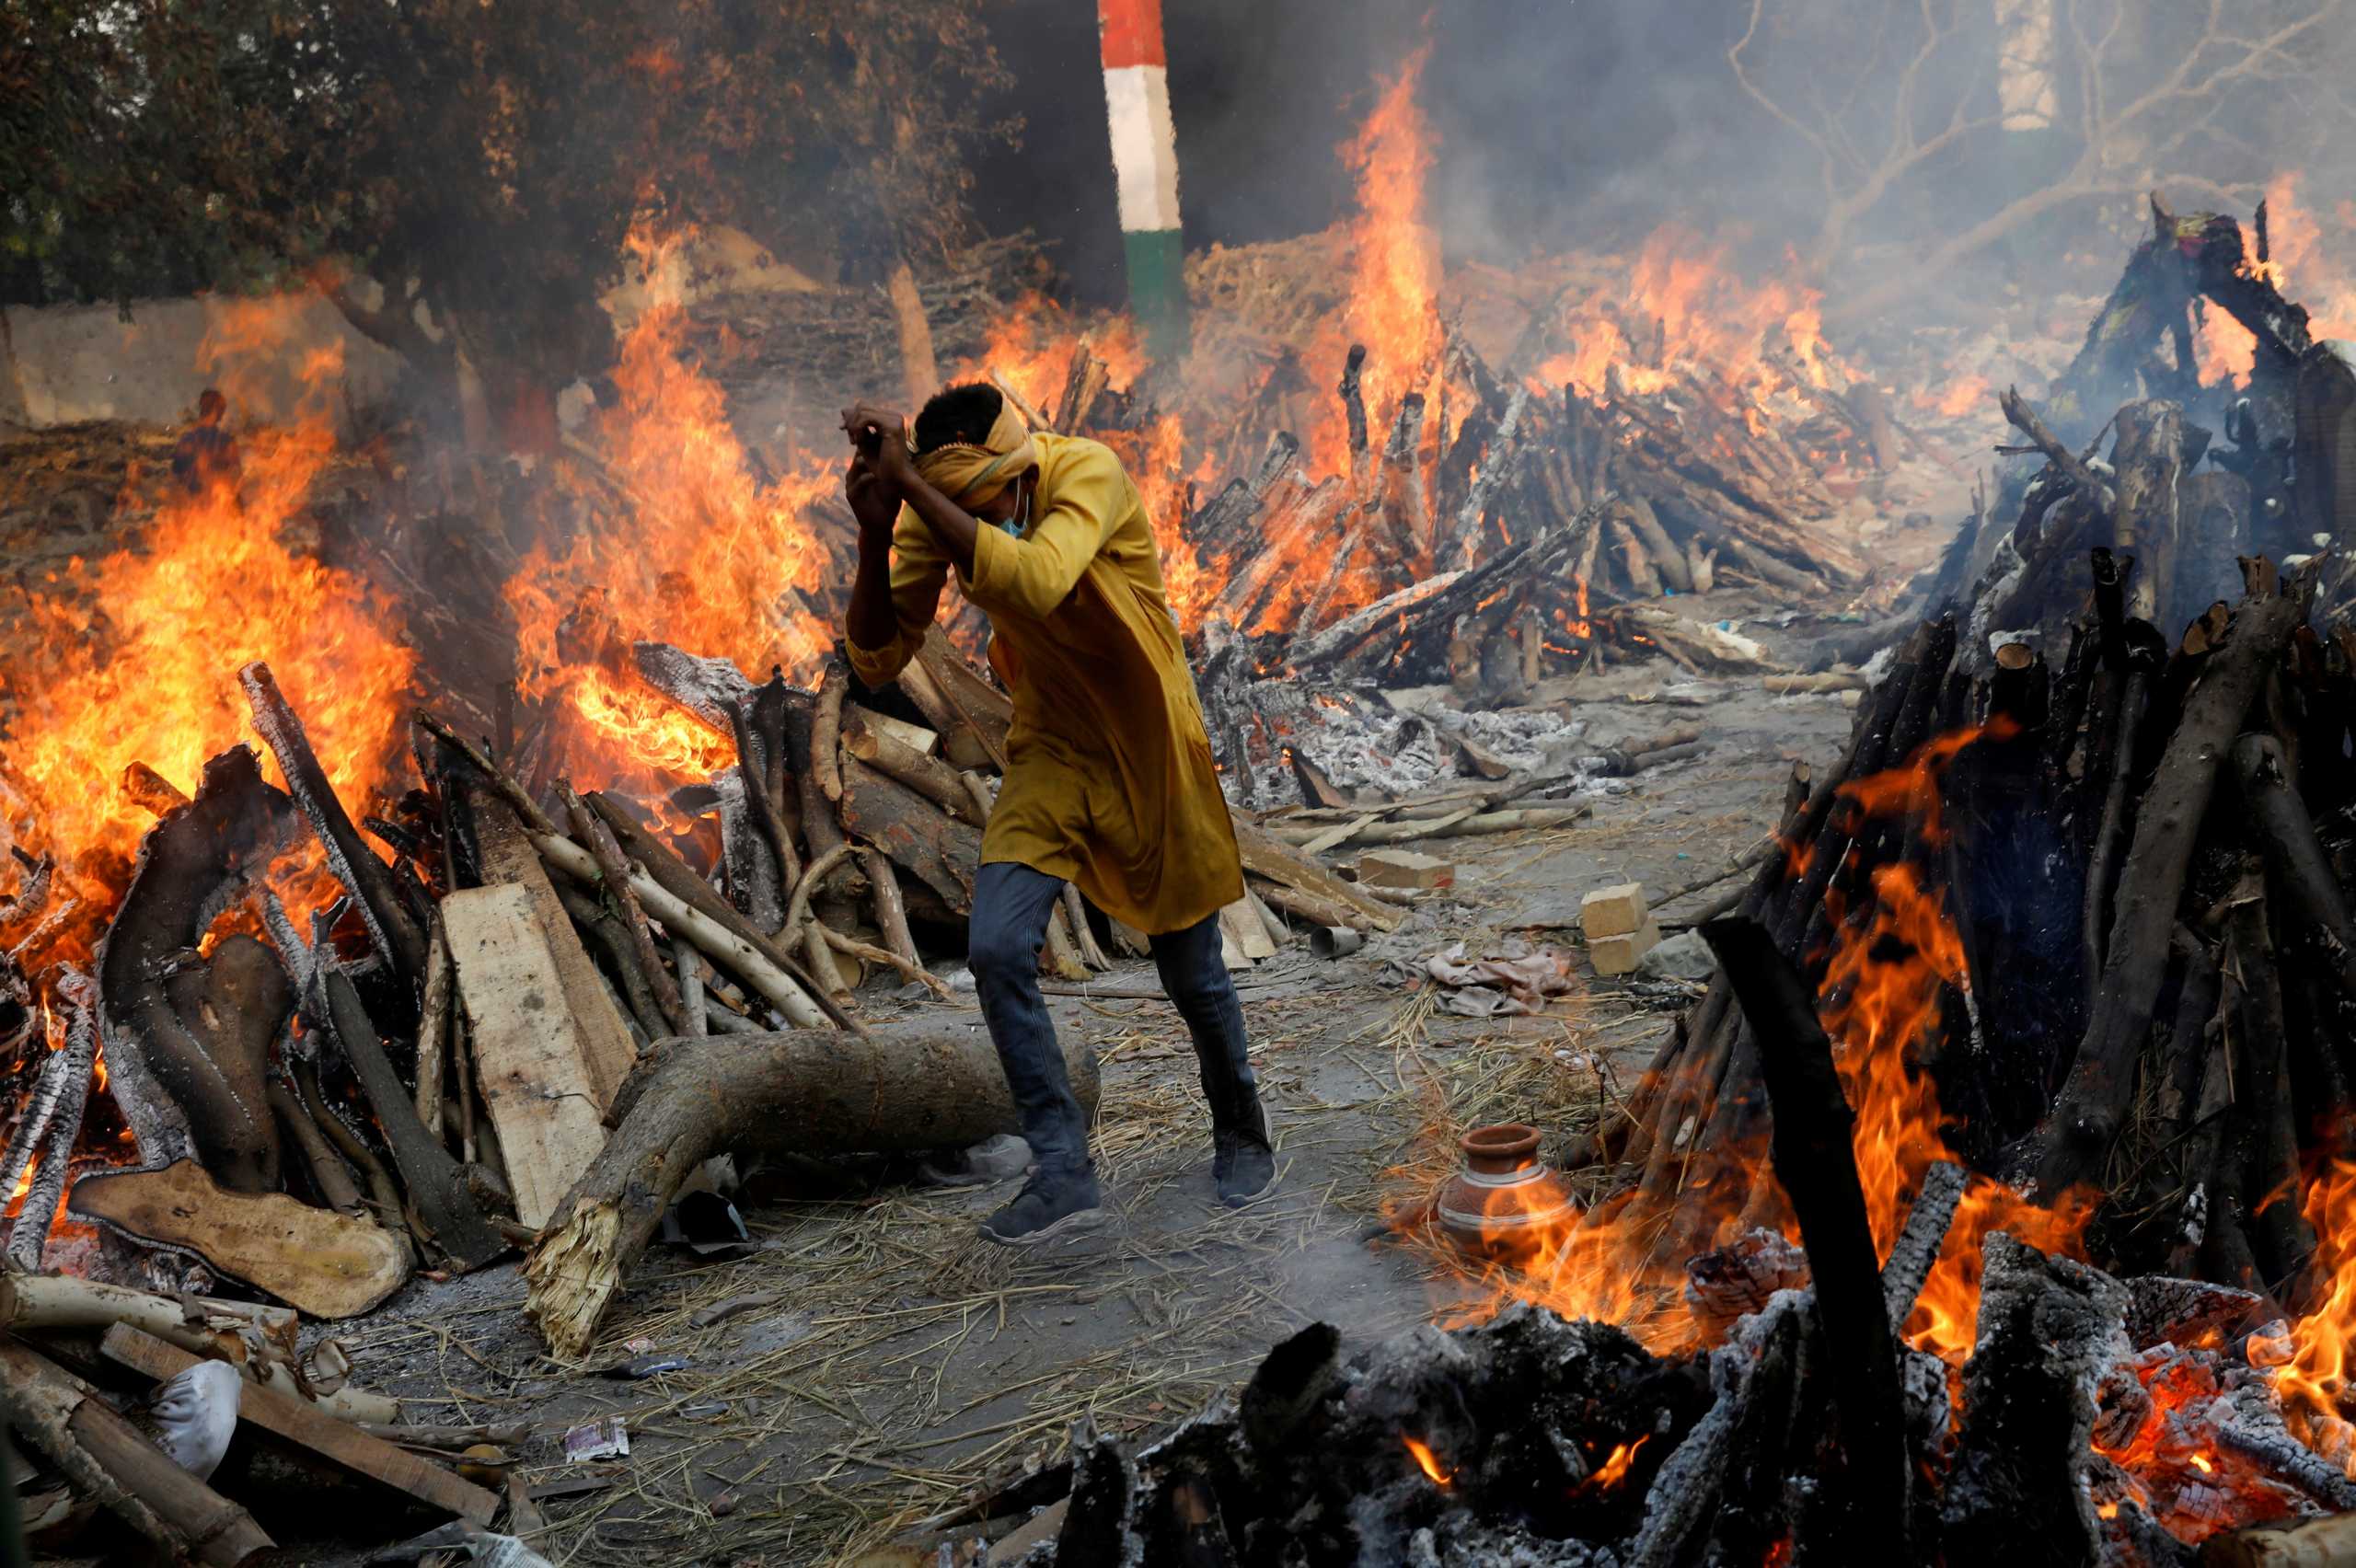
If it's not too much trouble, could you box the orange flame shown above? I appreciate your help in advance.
[1584,1435,1649,1493]
[1403,1435,1453,1485]
[4,292,415,963]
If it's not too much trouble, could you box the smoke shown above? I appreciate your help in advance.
[971,0,2356,328]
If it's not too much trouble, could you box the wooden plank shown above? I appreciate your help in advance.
[443,882,611,1229]
[1220,898,1275,962]
[99,1326,500,1526]
[473,794,637,1110]
[67,1159,410,1320]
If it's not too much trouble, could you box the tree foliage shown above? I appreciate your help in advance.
[1,0,1014,413]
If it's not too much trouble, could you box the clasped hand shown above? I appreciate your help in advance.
[841,402,914,536]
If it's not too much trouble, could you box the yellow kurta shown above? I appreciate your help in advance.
[845,432,1243,935]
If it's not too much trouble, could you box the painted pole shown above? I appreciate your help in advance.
[1098,0,1190,361]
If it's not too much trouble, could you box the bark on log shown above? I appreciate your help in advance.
[1882,1160,1970,1331]
[411,914,452,1138]
[2237,732,2356,1012]
[241,662,427,982]
[535,829,830,1031]
[0,968,98,1269]
[582,793,855,1031]
[838,757,982,915]
[158,935,289,1195]
[96,746,295,1176]
[844,726,985,825]
[322,968,505,1271]
[813,655,848,804]
[1700,916,1910,1553]
[525,1023,1103,1360]
[729,696,802,895]
[563,789,687,1036]
[2028,566,2307,1195]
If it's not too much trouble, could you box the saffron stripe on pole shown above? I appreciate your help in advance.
[1098,0,1167,70]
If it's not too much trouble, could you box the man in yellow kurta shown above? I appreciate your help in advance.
[841,385,1276,1243]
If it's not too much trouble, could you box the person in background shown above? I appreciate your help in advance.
[840,384,1277,1245]
[170,388,237,495]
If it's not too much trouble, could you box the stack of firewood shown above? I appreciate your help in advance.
[0,613,1426,1364]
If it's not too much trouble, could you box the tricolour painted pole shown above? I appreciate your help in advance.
[1098,0,1190,361]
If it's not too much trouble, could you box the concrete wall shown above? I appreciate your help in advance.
[0,291,406,433]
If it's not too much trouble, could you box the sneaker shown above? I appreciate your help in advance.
[979,1170,1108,1245]
[1214,1130,1278,1208]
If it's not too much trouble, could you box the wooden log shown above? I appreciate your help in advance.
[1623,496,1692,593]
[2205,1512,2356,1566]
[241,663,427,981]
[412,914,453,1139]
[293,1057,405,1228]
[562,789,687,1036]
[729,696,801,895]
[843,726,985,825]
[0,969,98,1269]
[812,655,848,804]
[670,936,708,1039]
[534,829,830,1031]
[101,1325,501,1526]
[2030,564,2308,1195]
[0,1338,273,1566]
[525,1023,1103,1360]
[322,968,505,1270]
[2083,617,2166,987]
[1231,820,1403,931]
[68,1159,410,1319]
[442,882,614,1231]
[717,767,786,932]
[1376,392,1430,566]
[550,879,666,1043]
[1882,1160,1969,1331]
[838,757,982,915]
[863,847,924,973]
[2237,732,2356,1011]
[782,686,862,907]
[1700,916,1909,1553]
[2113,401,2188,625]
[907,626,1012,771]
[820,920,948,997]
[582,793,852,1031]
[96,748,294,1177]
[271,1079,366,1216]
[2221,877,2315,1286]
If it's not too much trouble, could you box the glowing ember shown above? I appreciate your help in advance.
[1583,1435,1648,1493]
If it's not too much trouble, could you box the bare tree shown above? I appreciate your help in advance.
[1730,0,2352,317]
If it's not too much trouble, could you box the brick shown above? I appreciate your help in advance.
[1590,917,1662,976]
[1581,882,1648,939]
[1357,849,1455,891]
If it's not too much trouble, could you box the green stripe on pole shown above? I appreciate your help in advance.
[1123,228,1188,363]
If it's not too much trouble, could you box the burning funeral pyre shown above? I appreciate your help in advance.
[13,47,2356,1565]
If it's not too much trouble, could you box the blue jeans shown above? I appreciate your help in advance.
[968,861,1257,1179]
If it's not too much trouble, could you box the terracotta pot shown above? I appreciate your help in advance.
[1435,1123,1574,1253]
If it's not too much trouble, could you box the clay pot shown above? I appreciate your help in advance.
[1435,1123,1574,1254]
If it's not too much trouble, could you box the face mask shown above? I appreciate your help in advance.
[995,482,1031,537]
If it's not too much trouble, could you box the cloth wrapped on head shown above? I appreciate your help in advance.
[911,398,1036,509]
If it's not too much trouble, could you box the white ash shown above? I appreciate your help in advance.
[1223,680,1588,801]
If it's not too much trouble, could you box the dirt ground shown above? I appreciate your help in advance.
[297,623,1862,1568]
